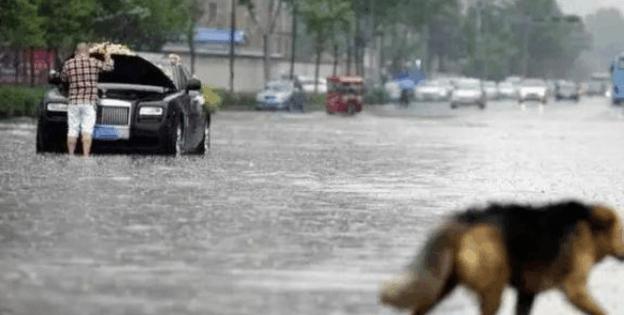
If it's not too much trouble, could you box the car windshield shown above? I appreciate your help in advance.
[456,80,480,89]
[267,82,291,92]
[421,81,440,87]
[559,82,575,88]
[522,80,546,87]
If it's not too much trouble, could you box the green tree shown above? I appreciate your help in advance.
[0,0,44,48]
[38,0,96,58]
[91,0,187,51]
[0,0,44,83]
[183,0,205,74]
[300,0,353,92]
[241,0,285,85]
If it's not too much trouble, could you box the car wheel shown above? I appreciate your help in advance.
[192,117,210,155]
[287,98,296,112]
[479,102,486,110]
[36,119,63,154]
[347,103,356,115]
[450,103,458,109]
[163,114,184,156]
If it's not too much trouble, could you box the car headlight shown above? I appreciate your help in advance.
[47,103,68,112]
[139,106,163,116]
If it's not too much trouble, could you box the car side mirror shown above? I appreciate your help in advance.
[187,78,202,91]
[48,70,61,85]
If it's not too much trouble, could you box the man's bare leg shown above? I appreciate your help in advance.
[67,136,78,155]
[81,133,92,157]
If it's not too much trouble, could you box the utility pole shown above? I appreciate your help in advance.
[521,16,530,77]
[229,0,236,93]
[476,0,483,80]
[289,0,297,80]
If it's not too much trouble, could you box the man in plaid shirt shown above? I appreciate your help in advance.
[61,43,114,156]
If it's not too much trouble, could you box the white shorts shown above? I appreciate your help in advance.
[67,104,96,138]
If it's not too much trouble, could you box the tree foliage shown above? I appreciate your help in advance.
[0,0,44,48]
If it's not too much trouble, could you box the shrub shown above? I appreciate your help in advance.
[304,93,326,111]
[364,86,389,105]
[214,89,258,109]
[201,85,222,113]
[0,85,46,118]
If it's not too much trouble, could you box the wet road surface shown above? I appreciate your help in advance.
[2,98,624,314]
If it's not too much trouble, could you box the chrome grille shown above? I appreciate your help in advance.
[97,106,129,126]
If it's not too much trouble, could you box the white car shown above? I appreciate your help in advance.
[256,80,304,111]
[299,76,327,94]
[384,81,402,101]
[483,81,499,100]
[451,79,486,109]
[518,79,549,104]
[498,82,518,99]
[415,80,451,101]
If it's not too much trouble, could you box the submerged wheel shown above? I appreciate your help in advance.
[163,114,184,156]
[36,119,64,154]
[347,103,356,115]
[192,116,211,155]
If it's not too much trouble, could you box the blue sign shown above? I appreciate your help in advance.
[93,126,120,141]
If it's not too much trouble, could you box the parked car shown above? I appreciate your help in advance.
[450,79,486,109]
[555,81,580,101]
[299,76,327,94]
[585,80,608,97]
[255,80,305,111]
[497,82,518,99]
[384,80,402,101]
[518,79,549,104]
[483,81,499,100]
[37,53,210,155]
[414,80,451,101]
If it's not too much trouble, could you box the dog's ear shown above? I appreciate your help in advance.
[589,206,616,230]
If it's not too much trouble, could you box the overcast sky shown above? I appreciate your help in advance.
[557,0,624,16]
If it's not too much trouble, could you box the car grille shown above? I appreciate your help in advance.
[97,106,129,126]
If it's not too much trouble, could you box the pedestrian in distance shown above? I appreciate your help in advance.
[61,43,114,157]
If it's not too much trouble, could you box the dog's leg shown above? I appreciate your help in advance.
[515,291,535,315]
[478,284,505,315]
[561,227,606,315]
[561,282,605,315]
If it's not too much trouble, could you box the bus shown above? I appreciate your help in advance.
[610,54,624,104]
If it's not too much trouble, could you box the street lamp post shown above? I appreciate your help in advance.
[229,0,237,94]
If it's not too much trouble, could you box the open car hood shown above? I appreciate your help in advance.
[95,54,176,91]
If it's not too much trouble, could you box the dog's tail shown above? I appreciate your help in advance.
[379,223,465,310]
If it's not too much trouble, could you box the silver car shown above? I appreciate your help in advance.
[451,79,486,109]
[498,82,518,99]
[415,80,451,102]
[518,79,549,104]
[483,81,499,100]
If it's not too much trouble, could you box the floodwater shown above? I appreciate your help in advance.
[2,98,624,315]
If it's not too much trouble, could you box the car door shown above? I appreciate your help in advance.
[177,65,204,149]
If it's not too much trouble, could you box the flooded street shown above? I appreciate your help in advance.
[2,99,624,315]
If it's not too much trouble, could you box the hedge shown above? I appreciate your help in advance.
[0,85,46,118]
[0,84,384,118]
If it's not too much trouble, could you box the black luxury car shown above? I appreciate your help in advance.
[37,53,210,155]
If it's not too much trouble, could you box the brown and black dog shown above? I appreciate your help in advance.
[380,201,624,315]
